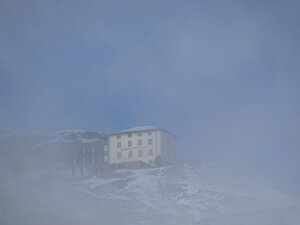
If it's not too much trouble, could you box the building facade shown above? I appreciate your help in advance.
[108,126,177,166]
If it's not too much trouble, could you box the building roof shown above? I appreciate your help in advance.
[108,126,177,137]
[119,126,157,133]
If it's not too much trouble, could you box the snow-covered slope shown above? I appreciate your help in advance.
[76,163,300,224]
[1,162,299,225]
[0,130,106,146]
[50,130,107,143]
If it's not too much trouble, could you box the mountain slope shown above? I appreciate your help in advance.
[76,163,299,224]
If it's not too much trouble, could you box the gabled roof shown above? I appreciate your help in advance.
[119,126,157,133]
[108,126,177,137]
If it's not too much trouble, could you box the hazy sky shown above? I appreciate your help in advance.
[1,0,300,196]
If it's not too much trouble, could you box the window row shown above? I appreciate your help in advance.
[117,131,152,139]
[117,139,152,148]
[117,149,154,159]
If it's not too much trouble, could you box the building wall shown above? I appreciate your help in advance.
[108,129,177,165]
[108,130,160,165]
[70,140,108,168]
[159,131,177,163]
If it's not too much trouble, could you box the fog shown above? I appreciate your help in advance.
[1,0,300,224]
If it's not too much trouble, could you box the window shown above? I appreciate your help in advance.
[138,132,142,136]
[128,140,132,147]
[128,133,132,138]
[104,145,108,152]
[148,149,153,156]
[148,131,152,135]
[117,135,121,139]
[148,139,153,145]
[117,152,122,159]
[128,151,133,158]
[104,155,109,162]
[138,150,143,157]
[138,139,142,146]
[117,142,121,148]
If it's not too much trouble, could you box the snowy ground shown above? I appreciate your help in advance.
[76,164,300,224]
[0,163,299,225]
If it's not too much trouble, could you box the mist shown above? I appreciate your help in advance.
[1,0,300,224]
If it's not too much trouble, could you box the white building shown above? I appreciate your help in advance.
[108,126,177,166]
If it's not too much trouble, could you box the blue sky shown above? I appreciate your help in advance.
[1,0,300,196]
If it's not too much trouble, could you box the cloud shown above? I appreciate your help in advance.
[0,0,300,195]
